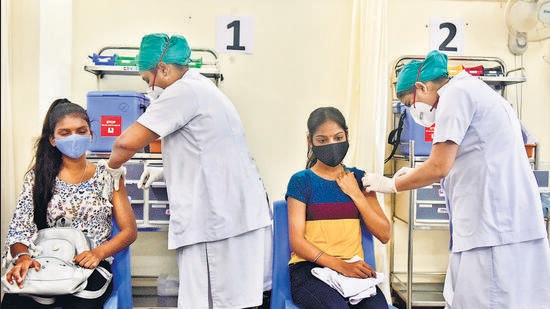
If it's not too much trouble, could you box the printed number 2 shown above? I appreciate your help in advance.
[438,22,458,52]
[226,20,245,51]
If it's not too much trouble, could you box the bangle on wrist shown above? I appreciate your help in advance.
[313,251,324,263]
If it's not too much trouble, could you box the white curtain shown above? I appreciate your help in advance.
[1,0,16,271]
[343,0,391,301]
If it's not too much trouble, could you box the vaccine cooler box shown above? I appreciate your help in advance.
[87,91,150,152]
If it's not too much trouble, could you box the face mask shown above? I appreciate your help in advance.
[409,102,436,127]
[54,134,91,159]
[146,86,164,101]
[312,141,349,167]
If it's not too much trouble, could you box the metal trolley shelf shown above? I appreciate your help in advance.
[84,46,224,85]
[390,141,448,308]
[87,152,169,232]
[390,55,526,97]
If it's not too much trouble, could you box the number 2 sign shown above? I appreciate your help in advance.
[429,18,465,56]
[216,16,254,54]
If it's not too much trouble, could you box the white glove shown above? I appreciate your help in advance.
[362,173,397,194]
[394,167,413,178]
[137,166,164,190]
[104,161,127,191]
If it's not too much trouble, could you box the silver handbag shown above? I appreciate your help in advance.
[1,227,109,302]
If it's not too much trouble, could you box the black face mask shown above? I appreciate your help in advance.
[311,141,349,167]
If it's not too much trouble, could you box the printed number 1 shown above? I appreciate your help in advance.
[226,20,245,51]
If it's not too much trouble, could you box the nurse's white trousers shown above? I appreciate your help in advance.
[443,238,550,309]
[176,226,273,309]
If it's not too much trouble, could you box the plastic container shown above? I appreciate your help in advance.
[464,65,484,76]
[395,104,434,156]
[89,53,116,66]
[115,56,137,67]
[87,91,149,152]
[448,64,464,77]
[189,57,203,68]
[157,273,179,296]
[483,66,504,77]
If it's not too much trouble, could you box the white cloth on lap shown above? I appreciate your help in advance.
[311,255,385,305]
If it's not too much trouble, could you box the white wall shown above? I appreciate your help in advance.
[3,0,549,283]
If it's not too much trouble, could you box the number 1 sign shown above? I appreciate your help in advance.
[429,18,465,56]
[216,16,254,54]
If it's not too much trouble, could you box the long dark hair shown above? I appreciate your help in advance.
[31,98,90,229]
[305,107,348,169]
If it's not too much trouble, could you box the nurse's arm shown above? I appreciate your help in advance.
[395,140,458,191]
[108,122,160,169]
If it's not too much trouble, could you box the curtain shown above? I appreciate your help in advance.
[1,0,16,258]
[343,0,391,301]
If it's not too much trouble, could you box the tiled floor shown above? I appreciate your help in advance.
[131,282,272,309]
[132,277,178,308]
[133,294,178,308]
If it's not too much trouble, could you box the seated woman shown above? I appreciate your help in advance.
[286,107,390,309]
[1,98,138,308]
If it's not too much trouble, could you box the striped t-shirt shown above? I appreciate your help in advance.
[285,166,365,264]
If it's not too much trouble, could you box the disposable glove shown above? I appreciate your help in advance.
[137,166,164,190]
[362,173,397,194]
[103,160,127,191]
[394,167,413,178]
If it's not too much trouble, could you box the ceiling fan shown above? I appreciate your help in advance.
[505,0,550,56]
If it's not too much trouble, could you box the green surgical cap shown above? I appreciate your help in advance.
[137,33,191,71]
[396,50,449,93]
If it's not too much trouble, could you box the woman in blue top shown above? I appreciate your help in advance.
[286,107,391,309]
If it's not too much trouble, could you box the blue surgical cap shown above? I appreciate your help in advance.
[137,33,191,71]
[396,50,449,93]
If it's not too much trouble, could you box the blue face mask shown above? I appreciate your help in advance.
[54,134,91,159]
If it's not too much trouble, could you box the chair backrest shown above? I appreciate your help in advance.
[270,200,376,309]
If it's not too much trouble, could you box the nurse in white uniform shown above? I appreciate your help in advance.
[363,50,550,308]
[106,33,273,309]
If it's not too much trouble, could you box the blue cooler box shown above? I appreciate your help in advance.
[394,103,434,156]
[87,91,150,152]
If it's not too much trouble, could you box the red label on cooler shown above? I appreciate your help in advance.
[424,124,435,142]
[100,116,122,136]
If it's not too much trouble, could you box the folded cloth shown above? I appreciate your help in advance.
[311,255,385,305]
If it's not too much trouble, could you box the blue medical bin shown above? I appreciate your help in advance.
[132,203,144,222]
[542,193,549,217]
[394,103,434,156]
[87,91,149,152]
[149,202,171,223]
[415,202,449,221]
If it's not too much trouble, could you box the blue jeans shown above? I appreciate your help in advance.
[290,261,388,309]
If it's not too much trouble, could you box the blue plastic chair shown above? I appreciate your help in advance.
[270,200,396,309]
[103,218,133,309]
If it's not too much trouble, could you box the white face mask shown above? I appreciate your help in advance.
[146,86,164,101]
[409,102,436,127]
